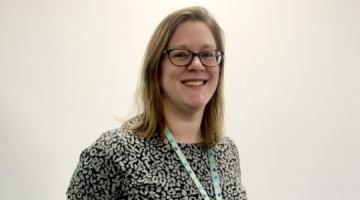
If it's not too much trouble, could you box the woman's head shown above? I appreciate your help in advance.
[133,6,225,146]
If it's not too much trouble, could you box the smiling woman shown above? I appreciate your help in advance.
[66,6,247,200]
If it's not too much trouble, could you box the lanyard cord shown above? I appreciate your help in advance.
[164,127,223,200]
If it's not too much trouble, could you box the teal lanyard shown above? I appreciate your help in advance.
[164,127,223,200]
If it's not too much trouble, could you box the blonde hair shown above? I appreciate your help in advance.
[130,6,225,147]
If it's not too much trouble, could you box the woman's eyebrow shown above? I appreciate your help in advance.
[168,44,188,49]
[201,44,216,49]
[168,44,216,50]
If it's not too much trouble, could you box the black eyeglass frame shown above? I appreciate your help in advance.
[162,49,224,67]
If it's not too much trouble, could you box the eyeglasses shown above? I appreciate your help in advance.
[163,49,224,67]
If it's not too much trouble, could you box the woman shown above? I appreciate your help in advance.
[66,6,247,200]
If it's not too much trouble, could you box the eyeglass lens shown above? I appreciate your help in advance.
[169,49,221,67]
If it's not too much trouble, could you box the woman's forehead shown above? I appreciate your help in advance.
[167,21,216,50]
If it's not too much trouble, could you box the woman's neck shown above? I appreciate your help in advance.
[164,107,204,144]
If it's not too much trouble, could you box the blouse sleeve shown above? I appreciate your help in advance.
[231,140,248,200]
[66,134,123,200]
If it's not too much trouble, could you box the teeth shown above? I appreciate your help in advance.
[184,81,205,86]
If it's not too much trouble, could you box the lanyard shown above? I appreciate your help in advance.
[164,127,223,200]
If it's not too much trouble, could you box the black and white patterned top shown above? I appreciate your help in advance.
[66,116,247,200]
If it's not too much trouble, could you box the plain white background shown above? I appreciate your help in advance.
[1,0,359,199]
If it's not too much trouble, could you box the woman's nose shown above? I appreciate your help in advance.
[187,56,205,71]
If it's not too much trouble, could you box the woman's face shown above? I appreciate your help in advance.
[160,21,220,114]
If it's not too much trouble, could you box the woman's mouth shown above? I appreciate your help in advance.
[182,80,207,86]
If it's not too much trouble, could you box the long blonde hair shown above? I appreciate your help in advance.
[130,6,225,147]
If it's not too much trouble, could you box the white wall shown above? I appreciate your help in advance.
[1,0,359,199]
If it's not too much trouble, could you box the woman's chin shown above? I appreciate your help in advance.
[184,100,208,110]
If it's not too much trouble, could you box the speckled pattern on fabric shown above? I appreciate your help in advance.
[66,116,247,200]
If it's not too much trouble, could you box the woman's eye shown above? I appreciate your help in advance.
[201,51,214,58]
[172,52,189,58]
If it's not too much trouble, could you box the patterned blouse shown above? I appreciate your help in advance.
[66,116,247,200]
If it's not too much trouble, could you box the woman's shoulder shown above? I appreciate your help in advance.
[214,135,241,155]
[101,115,142,138]
[217,135,237,147]
[86,115,146,155]
[67,117,146,199]
[213,136,243,169]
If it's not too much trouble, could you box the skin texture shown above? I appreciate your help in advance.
[160,21,220,143]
